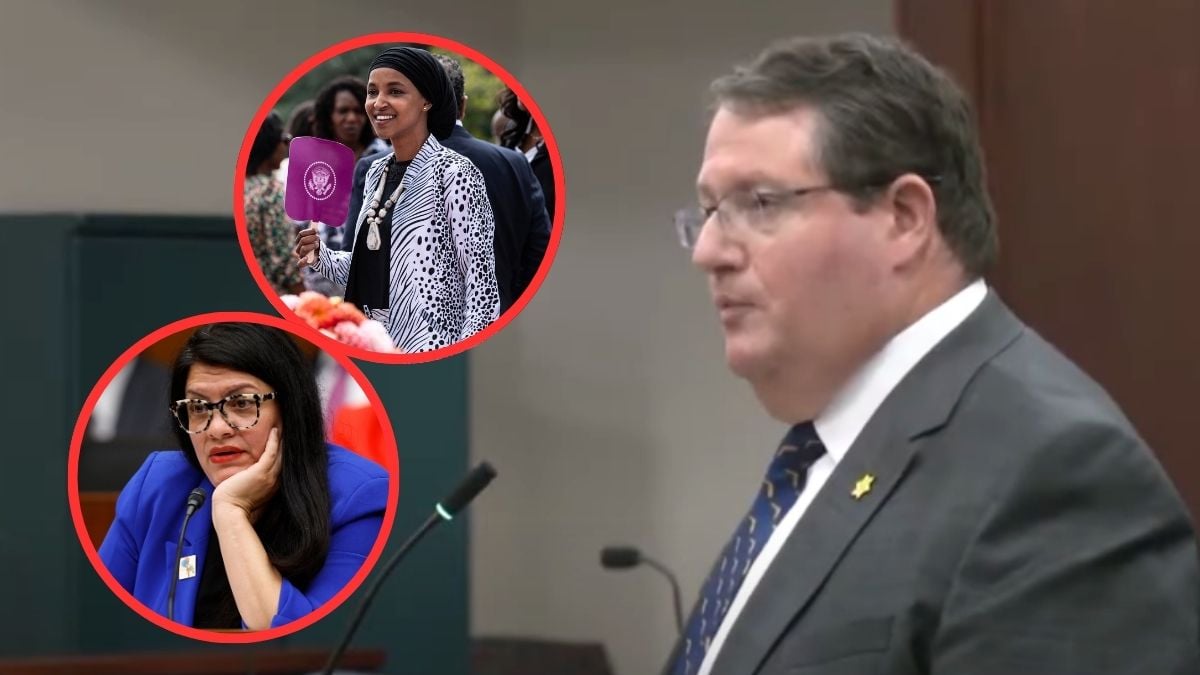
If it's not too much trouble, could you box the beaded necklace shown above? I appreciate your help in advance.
[363,159,406,251]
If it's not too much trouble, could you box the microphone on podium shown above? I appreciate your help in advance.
[322,462,498,675]
[601,545,684,635]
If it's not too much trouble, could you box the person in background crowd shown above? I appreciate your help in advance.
[312,76,388,163]
[244,112,304,296]
[490,107,510,145]
[287,100,316,139]
[498,88,555,221]
[276,100,316,185]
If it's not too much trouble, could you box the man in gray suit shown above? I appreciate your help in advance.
[666,33,1199,674]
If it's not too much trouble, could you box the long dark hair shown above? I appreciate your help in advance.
[287,99,316,138]
[498,88,533,150]
[170,323,331,626]
[313,75,376,149]
[247,111,283,176]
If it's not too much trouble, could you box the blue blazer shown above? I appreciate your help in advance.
[98,443,388,628]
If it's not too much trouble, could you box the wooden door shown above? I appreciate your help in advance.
[898,0,1200,516]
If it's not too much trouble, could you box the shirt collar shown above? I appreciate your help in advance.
[815,279,988,461]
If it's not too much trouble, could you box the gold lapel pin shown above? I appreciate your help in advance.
[851,474,876,500]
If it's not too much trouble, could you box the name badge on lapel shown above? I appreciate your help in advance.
[178,554,197,580]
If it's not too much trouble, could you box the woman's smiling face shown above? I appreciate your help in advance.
[366,68,429,143]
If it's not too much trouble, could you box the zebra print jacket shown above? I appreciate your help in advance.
[314,134,500,352]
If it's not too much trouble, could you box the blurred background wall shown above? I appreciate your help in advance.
[0,0,515,213]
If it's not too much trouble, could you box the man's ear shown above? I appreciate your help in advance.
[883,173,939,266]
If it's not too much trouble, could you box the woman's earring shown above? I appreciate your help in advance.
[423,104,431,111]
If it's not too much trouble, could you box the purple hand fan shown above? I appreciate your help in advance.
[285,136,354,265]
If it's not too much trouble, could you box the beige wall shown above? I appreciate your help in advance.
[0,0,516,214]
[469,2,894,674]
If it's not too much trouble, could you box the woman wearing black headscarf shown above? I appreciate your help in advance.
[295,47,500,353]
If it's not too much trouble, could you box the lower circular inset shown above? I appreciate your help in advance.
[67,311,399,643]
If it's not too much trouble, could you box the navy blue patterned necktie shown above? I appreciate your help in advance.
[674,422,827,675]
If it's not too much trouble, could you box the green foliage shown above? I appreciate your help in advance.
[273,44,504,143]
[430,48,506,142]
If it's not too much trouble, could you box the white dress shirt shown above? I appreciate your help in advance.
[697,279,988,674]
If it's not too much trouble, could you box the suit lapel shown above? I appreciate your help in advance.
[710,413,918,674]
[704,292,1025,675]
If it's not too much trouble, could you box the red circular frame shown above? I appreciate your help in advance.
[234,32,566,364]
[66,311,400,643]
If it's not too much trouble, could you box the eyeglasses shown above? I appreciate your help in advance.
[675,185,842,249]
[170,392,277,434]
[673,175,942,249]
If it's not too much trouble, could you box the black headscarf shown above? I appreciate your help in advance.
[368,47,456,140]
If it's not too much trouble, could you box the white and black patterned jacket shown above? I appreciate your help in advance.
[314,134,500,352]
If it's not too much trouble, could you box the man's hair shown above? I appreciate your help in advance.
[434,54,466,117]
[712,33,997,275]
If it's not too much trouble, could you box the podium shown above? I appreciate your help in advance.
[0,648,386,674]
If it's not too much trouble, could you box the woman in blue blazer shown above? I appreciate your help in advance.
[98,323,389,630]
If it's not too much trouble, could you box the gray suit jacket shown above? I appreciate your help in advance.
[669,293,1200,674]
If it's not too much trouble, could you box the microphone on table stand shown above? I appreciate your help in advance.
[322,462,498,675]
[167,488,206,622]
[601,545,684,635]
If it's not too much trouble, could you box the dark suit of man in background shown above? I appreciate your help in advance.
[665,33,1199,675]
[342,148,386,253]
[344,56,551,313]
